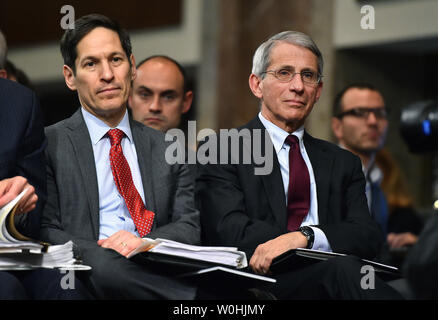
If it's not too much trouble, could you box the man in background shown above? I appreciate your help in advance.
[129,55,193,132]
[331,83,389,236]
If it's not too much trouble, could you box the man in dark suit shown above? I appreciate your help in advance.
[197,31,402,299]
[0,75,89,299]
[40,14,200,299]
[0,78,46,238]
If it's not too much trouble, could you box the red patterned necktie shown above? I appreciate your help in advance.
[285,135,310,231]
[108,128,154,237]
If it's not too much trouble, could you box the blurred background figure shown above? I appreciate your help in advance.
[129,55,193,132]
[331,83,389,237]
[0,29,7,79]
[376,148,423,267]
[331,83,425,267]
[5,59,34,90]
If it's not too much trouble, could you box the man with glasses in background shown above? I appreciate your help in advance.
[331,83,389,236]
[197,31,402,299]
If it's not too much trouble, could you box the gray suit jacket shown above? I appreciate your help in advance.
[40,109,200,251]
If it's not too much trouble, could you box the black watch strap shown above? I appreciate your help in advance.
[298,226,314,249]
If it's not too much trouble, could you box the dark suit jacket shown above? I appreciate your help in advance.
[404,213,438,298]
[40,108,200,252]
[0,78,47,238]
[197,116,382,260]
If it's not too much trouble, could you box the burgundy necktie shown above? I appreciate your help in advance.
[285,135,310,231]
[108,129,154,237]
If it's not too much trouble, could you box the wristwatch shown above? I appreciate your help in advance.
[298,226,314,249]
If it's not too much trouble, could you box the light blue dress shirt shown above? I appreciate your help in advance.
[258,112,332,252]
[81,108,145,239]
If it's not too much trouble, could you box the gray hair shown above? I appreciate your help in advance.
[0,30,7,69]
[251,31,323,78]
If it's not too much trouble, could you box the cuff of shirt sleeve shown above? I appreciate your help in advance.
[309,226,332,252]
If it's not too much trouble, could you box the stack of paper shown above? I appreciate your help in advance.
[0,240,44,253]
[128,238,248,269]
[0,241,91,270]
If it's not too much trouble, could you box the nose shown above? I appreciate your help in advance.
[289,72,304,92]
[148,95,162,113]
[366,111,379,125]
[100,61,114,82]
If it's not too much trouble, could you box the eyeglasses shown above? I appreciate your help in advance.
[336,107,388,120]
[261,68,322,85]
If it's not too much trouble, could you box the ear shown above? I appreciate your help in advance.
[63,65,77,91]
[315,81,323,103]
[249,73,263,99]
[128,94,133,108]
[182,91,193,114]
[129,54,137,81]
[0,69,7,79]
[331,116,343,141]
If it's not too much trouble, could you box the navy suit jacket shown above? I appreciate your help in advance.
[0,78,47,238]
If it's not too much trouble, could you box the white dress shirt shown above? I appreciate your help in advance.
[81,108,145,239]
[258,112,332,252]
[364,163,383,211]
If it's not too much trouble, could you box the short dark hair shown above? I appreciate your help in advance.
[60,14,132,73]
[136,55,190,93]
[333,82,380,118]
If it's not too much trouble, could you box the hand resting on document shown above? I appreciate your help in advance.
[250,232,307,275]
[97,230,144,257]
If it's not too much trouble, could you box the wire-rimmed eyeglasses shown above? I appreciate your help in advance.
[261,68,322,85]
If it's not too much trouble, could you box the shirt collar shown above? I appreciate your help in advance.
[258,112,304,155]
[366,162,383,185]
[81,107,133,145]
[337,142,383,184]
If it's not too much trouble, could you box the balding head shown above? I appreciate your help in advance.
[129,56,193,132]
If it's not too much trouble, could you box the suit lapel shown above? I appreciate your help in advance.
[130,119,157,214]
[303,132,333,225]
[247,117,287,227]
[65,110,100,239]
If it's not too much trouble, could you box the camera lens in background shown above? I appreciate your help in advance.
[400,100,438,153]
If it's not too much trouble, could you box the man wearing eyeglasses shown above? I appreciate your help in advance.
[197,31,402,299]
[331,83,389,236]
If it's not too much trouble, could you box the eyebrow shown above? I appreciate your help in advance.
[136,85,153,93]
[79,51,126,63]
[136,85,179,95]
[280,64,316,69]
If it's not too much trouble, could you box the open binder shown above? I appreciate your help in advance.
[271,248,399,277]
[127,238,277,290]
[128,238,248,272]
